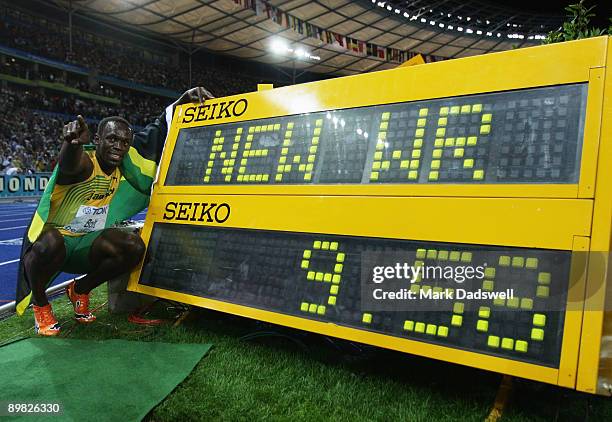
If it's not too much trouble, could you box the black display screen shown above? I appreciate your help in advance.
[166,84,586,185]
[139,223,571,367]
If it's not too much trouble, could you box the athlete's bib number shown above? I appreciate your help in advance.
[64,205,109,234]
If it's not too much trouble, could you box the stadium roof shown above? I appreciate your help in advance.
[56,0,564,76]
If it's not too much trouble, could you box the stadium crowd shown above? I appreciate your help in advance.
[0,87,62,174]
[0,3,292,176]
[0,8,264,97]
[0,85,171,175]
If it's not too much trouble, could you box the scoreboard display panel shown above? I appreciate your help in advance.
[129,37,612,395]
[166,84,586,186]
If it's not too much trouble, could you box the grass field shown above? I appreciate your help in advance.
[1,286,611,421]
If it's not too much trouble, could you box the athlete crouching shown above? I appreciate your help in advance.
[23,115,144,335]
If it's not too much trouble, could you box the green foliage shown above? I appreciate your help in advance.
[543,0,611,44]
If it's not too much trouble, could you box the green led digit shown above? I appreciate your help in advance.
[299,240,343,316]
[396,248,463,337]
[482,255,547,353]
[237,124,279,183]
[203,128,242,183]
[428,104,491,181]
[370,108,427,182]
[275,119,322,183]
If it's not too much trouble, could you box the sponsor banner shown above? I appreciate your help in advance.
[0,174,51,198]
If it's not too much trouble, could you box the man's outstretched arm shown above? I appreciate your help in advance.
[57,115,93,184]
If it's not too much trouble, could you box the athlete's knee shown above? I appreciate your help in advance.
[28,229,65,264]
[94,229,144,265]
[123,233,145,265]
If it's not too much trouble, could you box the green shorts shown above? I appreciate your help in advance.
[61,230,105,274]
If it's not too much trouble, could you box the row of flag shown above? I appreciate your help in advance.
[233,0,443,64]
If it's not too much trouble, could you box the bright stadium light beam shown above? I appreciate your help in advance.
[269,38,320,61]
[270,37,289,55]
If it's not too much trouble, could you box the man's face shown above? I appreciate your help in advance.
[95,121,133,169]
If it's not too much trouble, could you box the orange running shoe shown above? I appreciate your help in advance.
[66,281,96,323]
[33,304,61,336]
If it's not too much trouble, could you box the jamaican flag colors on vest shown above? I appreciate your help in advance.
[15,111,171,316]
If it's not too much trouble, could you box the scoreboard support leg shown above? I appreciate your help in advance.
[173,309,192,327]
[485,375,514,422]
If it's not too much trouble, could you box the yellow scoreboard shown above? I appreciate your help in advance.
[128,36,612,395]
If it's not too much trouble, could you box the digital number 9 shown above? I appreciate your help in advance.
[299,240,344,316]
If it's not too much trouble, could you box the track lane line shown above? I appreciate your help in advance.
[0,259,19,266]
[0,226,27,231]
[0,237,22,244]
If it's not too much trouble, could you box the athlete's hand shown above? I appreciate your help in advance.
[176,87,215,105]
[62,115,90,145]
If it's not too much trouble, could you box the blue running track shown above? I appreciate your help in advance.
[0,201,146,304]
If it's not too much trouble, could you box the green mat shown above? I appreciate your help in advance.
[0,338,212,421]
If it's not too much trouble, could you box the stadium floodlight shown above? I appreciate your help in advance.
[476,30,482,35]
[270,37,289,55]
[394,8,400,14]
[403,12,409,18]
[457,27,464,31]
[466,28,473,34]
[270,38,320,61]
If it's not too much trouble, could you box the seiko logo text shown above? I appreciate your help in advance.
[181,99,248,123]
[163,202,231,223]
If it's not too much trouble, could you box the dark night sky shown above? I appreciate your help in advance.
[488,0,611,28]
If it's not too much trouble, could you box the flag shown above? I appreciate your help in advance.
[316,28,324,42]
[366,43,374,56]
[15,109,173,316]
[333,33,345,48]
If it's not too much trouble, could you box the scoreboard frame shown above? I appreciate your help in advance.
[128,36,612,395]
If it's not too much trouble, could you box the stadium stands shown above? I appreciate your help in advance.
[0,5,267,95]
[0,4,286,175]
